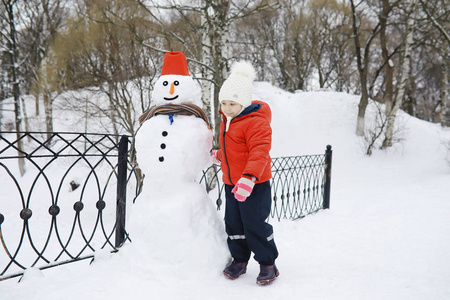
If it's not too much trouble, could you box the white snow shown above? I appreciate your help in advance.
[1,82,450,299]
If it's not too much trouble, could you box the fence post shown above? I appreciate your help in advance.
[323,145,332,209]
[115,135,128,248]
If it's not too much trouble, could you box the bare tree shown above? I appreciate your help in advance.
[199,0,231,147]
[48,0,157,136]
[418,0,449,126]
[418,0,450,45]
[18,0,65,119]
[33,0,66,138]
[285,2,314,91]
[308,0,354,90]
[378,0,397,114]
[1,0,25,175]
[383,0,417,147]
[257,0,313,92]
[441,56,449,126]
[350,0,381,136]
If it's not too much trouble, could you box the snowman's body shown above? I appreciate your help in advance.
[131,52,228,268]
[136,114,212,190]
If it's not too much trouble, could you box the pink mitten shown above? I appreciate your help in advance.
[231,177,256,202]
[211,150,221,164]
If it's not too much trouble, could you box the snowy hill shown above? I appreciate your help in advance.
[1,82,450,299]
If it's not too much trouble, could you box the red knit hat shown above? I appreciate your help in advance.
[160,52,190,76]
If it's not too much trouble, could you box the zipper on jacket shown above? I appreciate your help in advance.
[222,130,233,185]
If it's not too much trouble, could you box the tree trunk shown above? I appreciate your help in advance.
[208,0,230,148]
[200,1,213,135]
[0,78,3,131]
[33,86,40,116]
[351,0,369,136]
[383,0,417,148]
[440,56,449,126]
[43,92,53,138]
[108,82,120,137]
[380,0,395,115]
[4,0,25,175]
[356,80,369,136]
[318,68,324,89]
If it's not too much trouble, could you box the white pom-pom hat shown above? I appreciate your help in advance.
[219,61,256,109]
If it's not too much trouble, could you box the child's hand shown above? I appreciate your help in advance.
[211,150,221,164]
[232,177,255,202]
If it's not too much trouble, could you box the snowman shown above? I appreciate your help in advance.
[130,52,228,269]
[134,52,213,188]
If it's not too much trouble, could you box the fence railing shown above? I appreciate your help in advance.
[0,131,332,281]
[200,145,332,220]
[0,132,139,281]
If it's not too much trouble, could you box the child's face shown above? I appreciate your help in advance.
[221,100,243,118]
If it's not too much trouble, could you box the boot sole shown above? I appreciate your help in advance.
[256,270,280,285]
[223,269,247,280]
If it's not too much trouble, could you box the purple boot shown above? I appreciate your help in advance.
[223,261,248,280]
[256,264,279,285]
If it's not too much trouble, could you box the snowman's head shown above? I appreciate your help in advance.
[152,74,202,107]
[151,52,202,107]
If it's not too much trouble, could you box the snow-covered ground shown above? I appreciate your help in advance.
[1,82,450,299]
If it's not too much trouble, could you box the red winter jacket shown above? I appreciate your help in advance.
[216,100,272,186]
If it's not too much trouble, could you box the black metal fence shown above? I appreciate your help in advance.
[0,131,332,281]
[0,132,139,281]
[200,145,332,220]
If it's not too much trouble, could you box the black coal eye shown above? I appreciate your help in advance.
[163,81,168,86]
[174,81,179,86]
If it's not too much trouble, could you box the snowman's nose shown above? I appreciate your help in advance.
[169,82,175,95]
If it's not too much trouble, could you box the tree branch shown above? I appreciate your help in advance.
[418,0,450,46]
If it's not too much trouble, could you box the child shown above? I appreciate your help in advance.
[212,61,279,285]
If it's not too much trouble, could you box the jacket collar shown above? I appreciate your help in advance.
[235,103,261,118]
[220,103,262,131]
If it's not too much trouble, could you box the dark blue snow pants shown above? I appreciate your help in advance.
[224,180,279,266]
